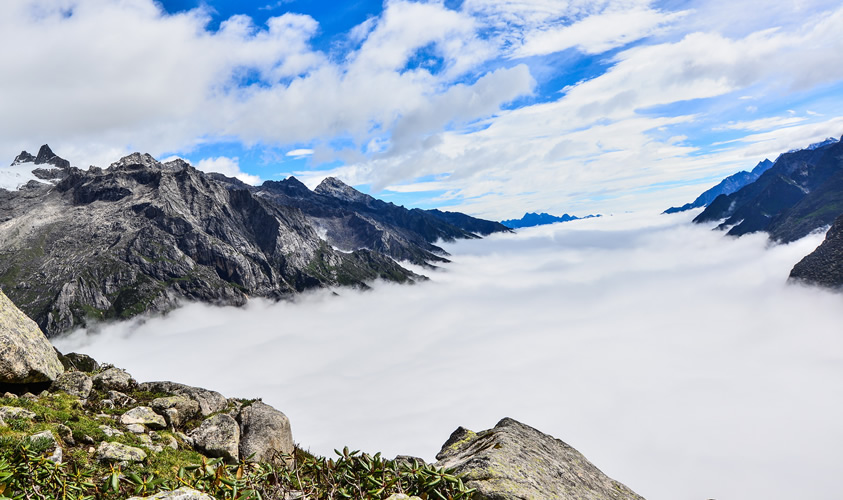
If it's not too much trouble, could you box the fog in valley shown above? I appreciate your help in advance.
[55,212,843,500]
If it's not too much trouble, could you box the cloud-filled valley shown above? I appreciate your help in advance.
[55,212,843,500]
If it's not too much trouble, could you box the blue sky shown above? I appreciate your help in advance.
[1,0,843,218]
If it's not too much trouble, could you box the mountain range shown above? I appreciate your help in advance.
[500,212,600,229]
[681,136,843,288]
[663,159,773,214]
[0,146,508,337]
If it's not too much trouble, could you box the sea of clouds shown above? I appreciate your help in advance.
[55,211,843,500]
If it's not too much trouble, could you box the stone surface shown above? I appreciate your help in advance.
[99,425,124,437]
[121,406,166,430]
[385,495,422,500]
[108,389,136,407]
[237,401,294,464]
[0,406,36,420]
[0,289,64,383]
[126,487,214,500]
[139,381,227,416]
[435,418,645,500]
[96,441,147,464]
[51,371,93,399]
[28,430,62,463]
[59,352,100,373]
[92,367,133,391]
[189,414,240,464]
[150,395,199,427]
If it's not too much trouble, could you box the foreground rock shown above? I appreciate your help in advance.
[51,371,93,399]
[238,401,294,464]
[96,441,147,464]
[127,487,214,500]
[435,418,645,500]
[189,414,240,463]
[790,213,843,289]
[0,290,63,384]
[139,381,227,416]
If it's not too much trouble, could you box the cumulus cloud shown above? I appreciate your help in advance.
[55,212,843,500]
[195,156,261,185]
[285,149,314,157]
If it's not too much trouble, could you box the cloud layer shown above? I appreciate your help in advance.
[55,212,843,500]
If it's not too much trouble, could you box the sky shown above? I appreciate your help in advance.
[2,0,843,219]
[55,211,843,500]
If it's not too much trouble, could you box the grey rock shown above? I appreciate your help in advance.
[96,441,147,464]
[189,414,240,464]
[139,381,227,416]
[2,392,16,399]
[93,367,133,391]
[28,430,62,463]
[0,289,64,383]
[121,406,166,430]
[126,423,146,434]
[56,423,74,445]
[59,352,100,373]
[107,390,136,407]
[99,425,124,437]
[101,399,115,409]
[151,395,200,427]
[237,401,293,464]
[0,406,36,420]
[126,486,214,500]
[51,371,93,399]
[435,418,645,500]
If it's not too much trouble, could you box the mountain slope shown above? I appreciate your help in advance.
[0,152,423,336]
[789,213,843,289]
[664,159,773,214]
[693,136,843,242]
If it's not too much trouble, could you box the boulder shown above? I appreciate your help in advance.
[28,430,62,463]
[51,371,93,399]
[150,395,200,428]
[121,406,166,430]
[189,414,240,464]
[138,381,227,416]
[58,352,100,373]
[96,441,147,464]
[0,290,63,384]
[93,367,133,391]
[237,401,293,464]
[435,418,645,500]
[126,487,214,500]
[0,406,36,420]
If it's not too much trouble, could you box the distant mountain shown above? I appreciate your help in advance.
[663,159,773,214]
[1,145,72,191]
[500,212,600,229]
[0,147,506,336]
[694,135,843,242]
[789,213,843,289]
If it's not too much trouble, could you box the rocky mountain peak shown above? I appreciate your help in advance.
[109,152,163,171]
[10,144,70,169]
[11,151,36,166]
[314,177,373,205]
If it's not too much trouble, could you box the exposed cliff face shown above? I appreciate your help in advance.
[0,152,421,337]
[789,213,843,289]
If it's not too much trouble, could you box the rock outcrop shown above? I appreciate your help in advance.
[0,289,63,384]
[789,213,843,288]
[435,418,645,500]
[189,414,241,464]
[237,400,294,464]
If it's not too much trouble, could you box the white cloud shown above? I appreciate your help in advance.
[285,149,314,157]
[715,115,808,131]
[194,156,261,185]
[55,212,843,500]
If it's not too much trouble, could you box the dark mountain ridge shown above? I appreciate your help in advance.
[0,147,506,336]
[693,135,843,242]
[663,158,773,214]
